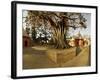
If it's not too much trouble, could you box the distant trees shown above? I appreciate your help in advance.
[31,27,37,42]
[25,11,87,49]
[25,27,30,35]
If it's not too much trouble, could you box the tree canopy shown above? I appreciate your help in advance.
[24,10,87,49]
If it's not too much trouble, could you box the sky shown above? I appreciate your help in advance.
[22,10,91,37]
[68,13,91,37]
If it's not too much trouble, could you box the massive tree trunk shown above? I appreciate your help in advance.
[52,26,69,49]
[47,16,70,49]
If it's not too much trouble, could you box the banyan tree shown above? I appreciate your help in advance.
[25,11,87,49]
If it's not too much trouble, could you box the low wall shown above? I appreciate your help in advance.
[46,48,76,64]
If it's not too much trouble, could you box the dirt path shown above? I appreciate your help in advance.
[23,47,59,69]
[61,46,90,67]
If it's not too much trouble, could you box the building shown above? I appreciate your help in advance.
[68,38,75,47]
[23,28,32,47]
[68,31,90,47]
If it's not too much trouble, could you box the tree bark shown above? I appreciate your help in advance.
[47,16,70,49]
[52,27,69,49]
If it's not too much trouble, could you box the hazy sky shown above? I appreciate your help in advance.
[68,13,91,36]
[22,10,91,37]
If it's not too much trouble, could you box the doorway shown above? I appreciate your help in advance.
[25,40,28,47]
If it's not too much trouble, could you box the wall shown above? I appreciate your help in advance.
[0,0,99,80]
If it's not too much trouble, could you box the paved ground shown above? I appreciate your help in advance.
[23,46,90,69]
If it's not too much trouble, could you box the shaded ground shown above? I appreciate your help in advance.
[23,46,90,69]
[23,46,59,69]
